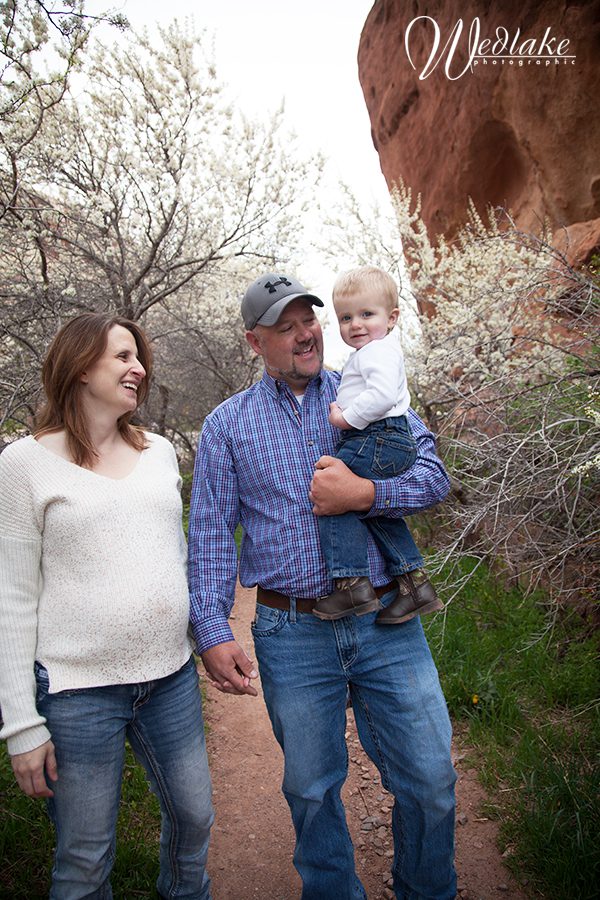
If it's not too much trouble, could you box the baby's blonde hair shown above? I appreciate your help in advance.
[332,266,398,312]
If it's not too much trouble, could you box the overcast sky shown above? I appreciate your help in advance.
[110,0,386,199]
[85,0,391,362]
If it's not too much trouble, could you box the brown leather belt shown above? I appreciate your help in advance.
[256,581,397,614]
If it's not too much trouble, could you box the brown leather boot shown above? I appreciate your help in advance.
[313,577,381,620]
[376,570,443,624]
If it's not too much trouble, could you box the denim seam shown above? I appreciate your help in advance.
[332,619,360,670]
[129,721,180,899]
[340,739,365,897]
[354,689,407,882]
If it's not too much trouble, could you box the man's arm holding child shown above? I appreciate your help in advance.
[311,409,449,518]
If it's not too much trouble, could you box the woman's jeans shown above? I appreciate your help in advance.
[252,593,457,900]
[35,656,213,900]
[318,416,424,579]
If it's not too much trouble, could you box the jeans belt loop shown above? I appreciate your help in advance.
[289,596,297,624]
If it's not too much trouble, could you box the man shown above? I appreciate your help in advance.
[188,273,456,900]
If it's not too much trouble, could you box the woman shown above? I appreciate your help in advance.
[0,313,213,899]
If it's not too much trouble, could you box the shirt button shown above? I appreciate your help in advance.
[385,500,390,507]
[308,440,314,446]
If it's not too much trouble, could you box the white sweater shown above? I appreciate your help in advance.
[336,330,411,430]
[0,433,194,755]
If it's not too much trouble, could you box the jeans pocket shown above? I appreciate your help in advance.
[34,661,50,701]
[336,434,371,470]
[34,661,49,679]
[251,604,288,637]
[372,434,417,478]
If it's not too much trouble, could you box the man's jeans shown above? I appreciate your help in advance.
[35,656,213,900]
[252,593,457,900]
[318,417,424,579]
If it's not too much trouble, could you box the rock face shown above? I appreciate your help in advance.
[358,0,600,258]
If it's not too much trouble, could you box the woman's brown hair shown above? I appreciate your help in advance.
[35,313,153,467]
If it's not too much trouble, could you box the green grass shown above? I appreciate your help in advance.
[0,743,162,898]
[425,558,600,899]
[2,556,597,897]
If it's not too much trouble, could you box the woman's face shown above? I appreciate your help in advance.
[80,325,146,417]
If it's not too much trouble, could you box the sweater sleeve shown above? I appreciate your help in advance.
[0,443,51,755]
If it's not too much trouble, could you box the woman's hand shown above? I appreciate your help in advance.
[11,740,58,798]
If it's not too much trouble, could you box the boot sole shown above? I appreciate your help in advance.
[313,597,383,621]
[376,597,444,625]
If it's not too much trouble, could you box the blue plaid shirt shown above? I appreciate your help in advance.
[188,369,450,653]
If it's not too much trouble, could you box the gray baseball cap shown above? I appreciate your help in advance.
[241,273,324,330]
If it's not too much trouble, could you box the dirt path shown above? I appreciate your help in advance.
[205,584,530,899]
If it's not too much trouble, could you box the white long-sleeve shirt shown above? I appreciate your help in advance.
[336,330,411,430]
[0,432,193,755]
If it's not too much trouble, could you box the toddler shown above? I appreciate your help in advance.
[313,266,443,624]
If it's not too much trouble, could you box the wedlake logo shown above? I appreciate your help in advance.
[404,16,576,80]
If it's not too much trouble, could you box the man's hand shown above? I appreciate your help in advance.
[11,740,58,798]
[328,402,352,430]
[310,456,375,515]
[199,641,259,696]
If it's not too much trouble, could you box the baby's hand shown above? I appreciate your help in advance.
[328,402,351,430]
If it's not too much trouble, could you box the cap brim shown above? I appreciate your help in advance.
[256,293,324,327]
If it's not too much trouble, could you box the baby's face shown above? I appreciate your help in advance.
[333,289,399,350]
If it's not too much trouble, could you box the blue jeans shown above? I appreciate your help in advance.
[318,417,423,579]
[251,593,456,900]
[35,656,213,900]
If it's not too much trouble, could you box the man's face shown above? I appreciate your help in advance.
[246,298,324,393]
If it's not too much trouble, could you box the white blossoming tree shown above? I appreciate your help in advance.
[1,0,127,217]
[324,184,600,609]
[0,12,322,440]
[0,0,128,435]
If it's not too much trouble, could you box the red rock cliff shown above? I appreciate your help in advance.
[358,0,600,257]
